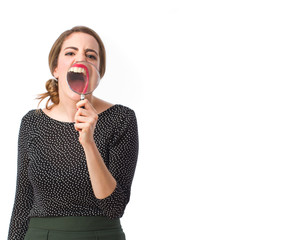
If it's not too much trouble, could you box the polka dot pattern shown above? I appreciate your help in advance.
[8,104,139,240]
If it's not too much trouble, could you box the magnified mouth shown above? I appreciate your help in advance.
[67,64,89,94]
[68,63,89,77]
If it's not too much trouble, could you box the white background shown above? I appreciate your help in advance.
[1,0,308,239]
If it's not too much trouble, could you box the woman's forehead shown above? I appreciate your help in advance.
[62,32,99,51]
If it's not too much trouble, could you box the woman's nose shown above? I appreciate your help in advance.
[75,53,87,62]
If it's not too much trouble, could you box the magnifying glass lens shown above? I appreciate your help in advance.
[67,61,100,97]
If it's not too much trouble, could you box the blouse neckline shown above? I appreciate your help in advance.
[39,104,119,124]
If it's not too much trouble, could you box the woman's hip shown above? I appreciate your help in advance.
[24,216,125,240]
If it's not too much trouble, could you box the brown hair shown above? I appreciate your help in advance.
[36,26,106,110]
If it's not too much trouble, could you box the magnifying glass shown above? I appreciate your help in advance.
[66,61,100,105]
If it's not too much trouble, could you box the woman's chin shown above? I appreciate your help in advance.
[68,92,82,102]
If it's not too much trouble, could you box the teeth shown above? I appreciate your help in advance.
[69,67,86,75]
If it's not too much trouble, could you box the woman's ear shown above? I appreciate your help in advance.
[53,67,59,79]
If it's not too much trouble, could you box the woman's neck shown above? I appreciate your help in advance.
[47,94,94,123]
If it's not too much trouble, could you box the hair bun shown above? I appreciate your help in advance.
[36,79,59,110]
[46,78,59,105]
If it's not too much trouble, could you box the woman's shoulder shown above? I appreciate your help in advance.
[21,108,42,121]
[94,97,136,117]
[17,109,43,132]
[94,97,114,114]
[94,98,137,133]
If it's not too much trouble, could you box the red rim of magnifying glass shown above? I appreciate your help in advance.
[71,63,89,94]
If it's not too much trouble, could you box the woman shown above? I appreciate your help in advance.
[8,26,139,240]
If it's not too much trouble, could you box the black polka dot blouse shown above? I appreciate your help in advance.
[8,104,139,240]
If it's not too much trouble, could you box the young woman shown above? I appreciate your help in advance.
[8,26,139,240]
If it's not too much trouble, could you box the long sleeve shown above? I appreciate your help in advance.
[8,115,34,240]
[95,109,139,218]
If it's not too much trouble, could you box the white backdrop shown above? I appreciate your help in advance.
[1,1,308,239]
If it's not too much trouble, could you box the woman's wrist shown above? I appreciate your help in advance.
[81,138,96,149]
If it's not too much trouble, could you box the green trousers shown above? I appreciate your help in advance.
[24,216,125,240]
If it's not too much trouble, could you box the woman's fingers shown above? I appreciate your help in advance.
[74,110,98,132]
[76,99,87,109]
[75,107,87,117]
[74,99,98,145]
[75,112,97,123]
[74,122,91,131]
[75,115,88,123]
[76,99,97,113]
[75,106,97,121]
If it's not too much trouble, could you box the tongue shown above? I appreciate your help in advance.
[67,72,86,94]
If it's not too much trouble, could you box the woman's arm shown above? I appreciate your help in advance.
[8,113,34,240]
[82,140,117,199]
[74,100,139,218]
[74,100,117,199]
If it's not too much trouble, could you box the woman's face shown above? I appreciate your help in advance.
[53,32,100,101]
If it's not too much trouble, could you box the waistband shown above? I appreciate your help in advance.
[28,216,122,231]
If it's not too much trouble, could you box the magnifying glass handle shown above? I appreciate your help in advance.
[80,94,85,109]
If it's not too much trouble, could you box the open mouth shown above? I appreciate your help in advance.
[67,64,89,94]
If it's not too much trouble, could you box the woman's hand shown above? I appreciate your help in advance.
[74,99,98,146]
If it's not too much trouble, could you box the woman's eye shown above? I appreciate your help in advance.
[65,52,74,56]
[87,54,97,60]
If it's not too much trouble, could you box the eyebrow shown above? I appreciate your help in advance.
[64,47,98,56]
